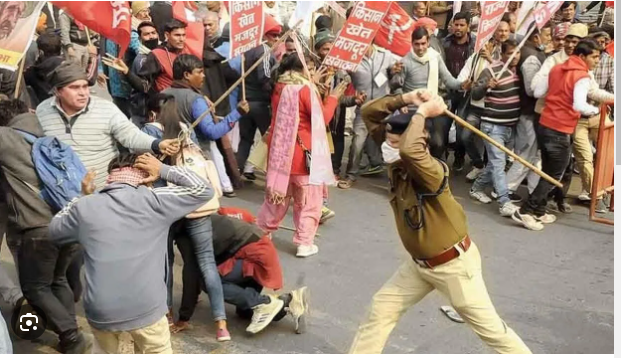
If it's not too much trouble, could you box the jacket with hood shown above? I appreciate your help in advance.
[539,56,591,134]
[0,113,54,233]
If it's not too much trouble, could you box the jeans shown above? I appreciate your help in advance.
[506,114,541,194]
[18,232,79,335]
[237,101,271,172]
[472,122,514,206]
[460,109,485,169]
[521,126,572,217]
[345,112,383,180]
[425,115,453,160]
[184,216,226,322]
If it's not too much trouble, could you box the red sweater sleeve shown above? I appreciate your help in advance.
[299,86,339,125]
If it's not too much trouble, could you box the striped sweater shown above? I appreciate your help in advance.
[36,96,160,189]
[472,62,522,125]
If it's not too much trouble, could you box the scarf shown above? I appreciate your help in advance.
[106,168,150,186]
[411,47,440,95]
[266,76,335,204]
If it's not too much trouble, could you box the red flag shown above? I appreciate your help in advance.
[374,2,416,57]
[474,1,510,53]
[172,1,204,59]
[533,2,563,31]
[323,1,391,71]
[52,1,131,56]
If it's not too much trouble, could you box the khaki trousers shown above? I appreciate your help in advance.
[572,116,603,195]
[349,243,531,354]
[91,316,173,354]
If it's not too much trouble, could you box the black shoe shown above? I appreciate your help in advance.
[58,330,89,354]
[508,192,523,203]
[273,293,293,322]
[243,172,256,181]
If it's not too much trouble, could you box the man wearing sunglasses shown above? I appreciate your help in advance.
[348,89,531,354]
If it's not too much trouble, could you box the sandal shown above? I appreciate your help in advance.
[337,179,354,189]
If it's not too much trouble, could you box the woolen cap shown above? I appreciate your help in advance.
[314,29,335,49]
[131,1,149,15]
[49,61,88,91]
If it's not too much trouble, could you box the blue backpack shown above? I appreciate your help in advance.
[16,130,87,213]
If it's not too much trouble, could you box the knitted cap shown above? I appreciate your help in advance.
[566,23,588,39]
[314,29,335,50]
[131,1,150,15]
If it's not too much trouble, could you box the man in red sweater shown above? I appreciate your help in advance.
[513,39,605,231]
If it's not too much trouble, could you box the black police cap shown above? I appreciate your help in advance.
[383,111,417,135]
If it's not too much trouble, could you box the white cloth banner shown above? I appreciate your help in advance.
[288,1,325,38]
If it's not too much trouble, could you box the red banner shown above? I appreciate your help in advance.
[322,1,391,71]
[229,1,264,58]
[533,2,563,30]
[474,1,509,53]
[374,2,416,57]
[52,1,132,56]
[172,1,204,59]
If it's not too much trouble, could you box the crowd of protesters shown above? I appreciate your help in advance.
[0,0,614,354]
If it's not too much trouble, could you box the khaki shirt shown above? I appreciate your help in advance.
[361,95,468,260]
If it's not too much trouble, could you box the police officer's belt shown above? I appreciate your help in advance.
[413,236,471,269]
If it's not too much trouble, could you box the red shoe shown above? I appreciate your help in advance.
[216,328,231,342]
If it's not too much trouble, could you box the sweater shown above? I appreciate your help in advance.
[0,114,54,232]
[539,56,591,134]
[349,48,397,101]
[49,165,213,332]
[472,62,521,125]
[390,50,462,98]
[517,43,546,114]
[268,84,339,175]
[36,96,160,190]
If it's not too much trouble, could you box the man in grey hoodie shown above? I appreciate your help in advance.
[49,153,214,354]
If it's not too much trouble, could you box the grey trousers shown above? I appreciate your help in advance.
[345,113,383,180]
[506,114,541,194]
[0,201,23,307]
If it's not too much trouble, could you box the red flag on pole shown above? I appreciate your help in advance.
[474,1,510,53]
[374,2,416,57]
[172,1,204,59]
[51,1,132,56]
[533,2,564,30]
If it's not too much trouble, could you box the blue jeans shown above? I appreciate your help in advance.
[472,122,514,206]
[184,216,226,322]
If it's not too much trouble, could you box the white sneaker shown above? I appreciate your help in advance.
[499,202,519,217]
[466,167,483,181]
[469,190,492,204]
[296,245,319,258]
[578,191,591,202]
[246,295,285,334]
[512,210,544,231]
[536,213,557,224]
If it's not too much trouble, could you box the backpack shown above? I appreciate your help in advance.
[16,130,87,213]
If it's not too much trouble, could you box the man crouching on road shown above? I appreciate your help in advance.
[48,153,214,354]
[348,89,531,354]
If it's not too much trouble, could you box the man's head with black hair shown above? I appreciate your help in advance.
[164,19,187,50]
[589,26,610,49]
[502,12,517,33]
[172,54,204,88]
[36,32,62,57]
[561,1,577,22]
[501,39,521,68]
[411,27,429,57]
[138,21,159,50]
[285,36,296,55]
[574,38,601,71]
[451,12,470,39]
[315,15,332,32]
[108,153,139,174]
[0,99,28,127]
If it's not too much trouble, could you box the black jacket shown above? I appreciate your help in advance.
[517,43,546,115]
[242,44,277,103]
[0,114,54,233]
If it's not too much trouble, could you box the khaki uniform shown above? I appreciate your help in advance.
[91,316,172,354]
[349,95,531,354]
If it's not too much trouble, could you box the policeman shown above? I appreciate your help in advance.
[348,89,531,354]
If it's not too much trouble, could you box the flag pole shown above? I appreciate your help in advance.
[13,59,26,99]
[241,54,246,101]
[444,109,563,188]
[85,27,93,47]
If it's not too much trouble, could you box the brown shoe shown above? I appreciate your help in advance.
[337,179,354,189]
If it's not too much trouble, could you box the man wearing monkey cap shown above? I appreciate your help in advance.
[348,89,531,354]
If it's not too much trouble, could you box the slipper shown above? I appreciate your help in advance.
[337,179,353,189]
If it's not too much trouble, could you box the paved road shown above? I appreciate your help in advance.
[3,164,613,354]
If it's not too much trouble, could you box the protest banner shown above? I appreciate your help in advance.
[326,1,347,18]
[375,2,416,57]
[473,1,509,53]
[0,2,44,71]
[533,1,563,30]
[172,1,205,59]
[322,1,391,71]
[229,1,264,58]
[52,1,132,56]
[516,1,537,35]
